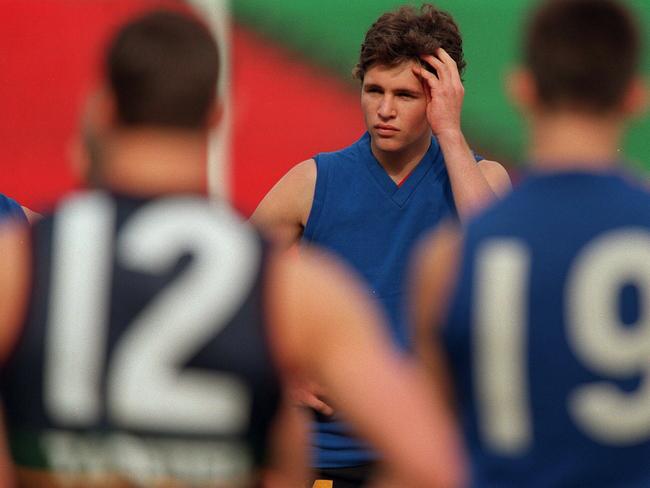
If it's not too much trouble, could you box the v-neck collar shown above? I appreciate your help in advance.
[358,132,439,207]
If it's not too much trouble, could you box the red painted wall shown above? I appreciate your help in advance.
[0,1,365,215]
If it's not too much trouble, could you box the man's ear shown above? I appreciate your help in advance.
[68,86,114,186]
[506,67,538,114]
[92,85,118,130]
[207,99,224,129]
[621,76,648,119]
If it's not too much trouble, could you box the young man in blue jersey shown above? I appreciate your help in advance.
[412,0,650,485]
[0,8,463,488]
[253,3,510,486]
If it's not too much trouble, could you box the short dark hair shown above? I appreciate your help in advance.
[107,10,220,129]
[354,4,465,81]
[525,0,641,113]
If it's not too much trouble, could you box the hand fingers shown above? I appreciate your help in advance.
[435,48,463,86]
[412,66,433,103]
[411,66,434,102]
[305,394,335,416]
[419,53,447,82]
[412,65,438,90]
[290,385,335,415]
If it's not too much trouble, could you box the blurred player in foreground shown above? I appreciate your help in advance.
[252,4,510,485]
[412,0,649,485]
[0,8,462,488]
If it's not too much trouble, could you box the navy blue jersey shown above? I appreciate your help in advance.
[1,191,282,487]
[444,171,650,487]
[304,132,476,468]
[0,193,27,223]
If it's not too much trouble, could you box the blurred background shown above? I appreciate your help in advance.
[1,0,648,216]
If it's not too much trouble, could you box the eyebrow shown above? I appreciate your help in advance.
[363,84,421,96]
[394,88,421,96]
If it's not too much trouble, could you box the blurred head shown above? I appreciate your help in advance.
[76,9,221,186]
[510,0,645,116]
[107,9,221,130]
[356,4,465,156]
[354,4,465,82]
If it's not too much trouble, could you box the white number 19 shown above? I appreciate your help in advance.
[475,229,650,454]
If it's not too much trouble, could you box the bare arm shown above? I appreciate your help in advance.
[262,395,310,488]
[410,224,463,406]
[413,48,512,221]
[0,223,31,487]
[407,225,467,486]
[439,136,511,221]
[0,223,30,363]
[270,249,465,488]
[250,159,316,248]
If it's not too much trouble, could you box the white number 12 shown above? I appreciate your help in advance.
[45,193,259,434]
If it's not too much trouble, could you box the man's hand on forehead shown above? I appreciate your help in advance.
[412,48,465,136]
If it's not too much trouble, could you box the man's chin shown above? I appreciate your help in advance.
[372,136,404,153]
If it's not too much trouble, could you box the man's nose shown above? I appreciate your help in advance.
[377,96,396,119]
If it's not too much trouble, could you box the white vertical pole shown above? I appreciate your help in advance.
[188,0,231,201]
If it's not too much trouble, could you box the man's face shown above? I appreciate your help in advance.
[361,61,431,154]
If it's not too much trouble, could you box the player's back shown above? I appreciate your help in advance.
[0,191,281,487]
[443,170,650,487]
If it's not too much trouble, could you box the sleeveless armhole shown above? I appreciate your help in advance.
[302,155,328,242]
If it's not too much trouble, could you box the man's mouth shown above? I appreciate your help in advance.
[374,124,399,135]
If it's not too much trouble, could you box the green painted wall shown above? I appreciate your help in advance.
[234,0,650,171]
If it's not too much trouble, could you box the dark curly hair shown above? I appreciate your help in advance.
[353,4,465,81]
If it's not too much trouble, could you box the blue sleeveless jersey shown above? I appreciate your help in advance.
[0,194,27,223]
[304,132,462,468]
[444,171,650,487]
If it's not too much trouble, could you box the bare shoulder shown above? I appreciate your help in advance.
[477,159,512,196]
[284,158,317,185]
[253,159,316,216]
[250,159,317,245]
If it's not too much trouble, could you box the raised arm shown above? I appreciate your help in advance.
[250,159,316,248]
[269,248,465,488]
[413,48,511,221]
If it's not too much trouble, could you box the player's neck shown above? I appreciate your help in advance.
[529,111,624,171]
[101,129,208,196]
[370,133,431,183]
